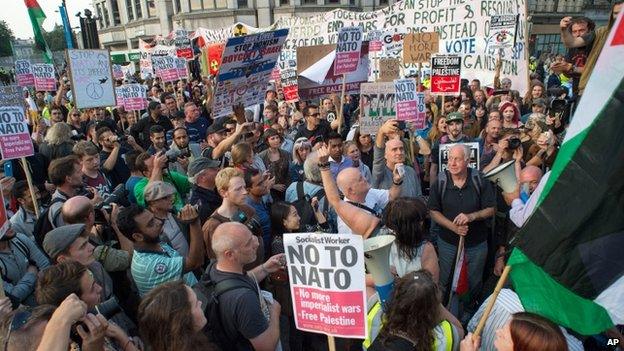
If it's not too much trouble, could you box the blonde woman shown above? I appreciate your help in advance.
[39,122,75,163]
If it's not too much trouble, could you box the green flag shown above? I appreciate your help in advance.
[25,0,52,64]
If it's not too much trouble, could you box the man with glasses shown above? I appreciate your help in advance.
[294,104,331,147]
[202,109,253,167]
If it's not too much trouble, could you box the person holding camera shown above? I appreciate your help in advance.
[144,181,190,256]
[96,127,143,188]
[168,127,202,176]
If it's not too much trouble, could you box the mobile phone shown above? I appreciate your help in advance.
[3,162,13,178]
[396,120,406,130]
[395,163,405,178]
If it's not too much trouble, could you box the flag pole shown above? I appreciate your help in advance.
[473,265,512,338]
[19,158,40,218]
[446,235,465,308]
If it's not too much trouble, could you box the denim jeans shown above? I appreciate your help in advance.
[438,238,488,308]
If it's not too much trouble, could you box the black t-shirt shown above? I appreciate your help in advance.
[100,149,131,188]
[294,120,331,146]
[427,169,496,247]
[209,267,267,351]
[565,31,595,94]
[201,146,229,168]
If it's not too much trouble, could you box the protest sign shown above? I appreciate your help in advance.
[394,78,419,121]
[115,86,125,107]
[430,55,461,95]
[0,86,26,109]
[0,195,8,241]
[139,39,153,79]
[212,29,289,118]
[334,27,363,75]
[0,106,34,160]
[367,30,383,52]
[121,63,135,79]
[413,92,427,129]
[378,57,400,82]
[360,82,396,135]
[284,232,367,338]
[175,58,188,79]
[152,55,179,82]
[296,45,336,74]
[489,15,519,55]
[112,64,124,80]
[403,32,439,64]
[280,68,299,102]
[174,29,194,60]
[439,142,481,171]
[117,84,147,111]
[32,64,56,91]
[15,60,34,87]
[67,49,116,109]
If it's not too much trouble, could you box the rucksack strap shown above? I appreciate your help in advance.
[214,278,257,297]
[346,201,378,217]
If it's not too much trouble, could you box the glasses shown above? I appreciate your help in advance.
[307,113,320,118]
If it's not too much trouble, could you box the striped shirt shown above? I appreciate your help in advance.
[131,243,198,296]
[467,289,583,351]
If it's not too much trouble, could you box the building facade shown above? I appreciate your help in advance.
[92,0,617,61]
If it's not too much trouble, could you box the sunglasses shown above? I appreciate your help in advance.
[307,113,320,118]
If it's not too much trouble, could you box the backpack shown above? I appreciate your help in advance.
[195,262,257,349]
[33,197,65,248]
[291,182,327,227]
[436,168,483,202]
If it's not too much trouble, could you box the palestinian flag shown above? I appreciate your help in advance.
[508,11,624,336]
[24,0,52,64]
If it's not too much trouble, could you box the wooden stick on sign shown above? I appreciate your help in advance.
[338,74,347,133]
[327,335,336,351]
[20,158,40,218]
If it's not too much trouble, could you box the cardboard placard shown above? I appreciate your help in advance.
[334,27,363,75]
[296,44,336,74]
[403,32,439,64]
[430,55,461,96]
[0,106,34,160]
[284,233,367,338]
[378,58,400,82]
[32,64,56,91]
[359,82,396,135]
[15,60,34,87]
[67,49,116,109]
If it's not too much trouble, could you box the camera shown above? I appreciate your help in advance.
[95,184,126,211]
[507,137,522,150]
[164,149,188,163]
[77,186,95,199]
[116,134,128,142]
[70,297,122,344]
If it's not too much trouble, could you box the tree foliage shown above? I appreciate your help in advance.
[43,24,71,52]
[0,21,15,57]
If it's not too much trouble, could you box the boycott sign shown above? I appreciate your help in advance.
[360,82,396,135]
[284,233,366,338]
[174,29,194,60]
[15,60,34,87]
[32,64,56,91]
[280,68,299,102]
[394,78,419,122]
[213,29,289,118]
[152,56,179,82]
[439,142,481,171]
[67,49,116,109]
[117,84,147,111]
[0,106,35,160]
[430,55,461,95]
[403,32,439,64]
[334,27,363,75]
[175,58,188,79]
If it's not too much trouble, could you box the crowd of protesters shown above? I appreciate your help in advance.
[1,6,623,351]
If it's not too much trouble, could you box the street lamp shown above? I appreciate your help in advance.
[76,9,101,49]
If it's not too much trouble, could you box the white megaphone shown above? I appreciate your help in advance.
[364,235,395,310]
[484,160,518,193]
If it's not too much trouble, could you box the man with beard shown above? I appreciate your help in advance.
[147,125,168,155]
[116,203,204,296]
[168,127,201,175]
[96,127,143,187]
[430,112,473,183]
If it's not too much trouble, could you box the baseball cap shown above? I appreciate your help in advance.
[187,157,221,178]
[445,112,464,124]
[43,224,86,260]
[143,181,176,202]
[207,117,232,135]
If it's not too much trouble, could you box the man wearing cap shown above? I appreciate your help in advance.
[521,98,547,124]
[202,108,252,167]
[130,101,174,149]
[187,157,222,224]
[116,204,204,296]
[144,181,190,256]
[430,112,473,183]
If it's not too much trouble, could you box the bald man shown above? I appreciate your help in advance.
[372,120,422,198]
[509,167,548,228]
[336,167,402,234]
[61,196,133,272]
[208,222,285,351]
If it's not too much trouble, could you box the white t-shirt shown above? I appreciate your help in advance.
[337,188,389,234]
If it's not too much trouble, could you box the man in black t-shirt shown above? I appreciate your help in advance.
[294,104,331,147]
[130,101,174,149]
[553,16,596,96]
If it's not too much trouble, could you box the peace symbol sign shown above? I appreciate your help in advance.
[86,82,104,99]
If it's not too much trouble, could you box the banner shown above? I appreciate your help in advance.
[152,55,179,82]
[394,78,418,122]
[334,26,363,75]
[212,29,289,118]
[0,106,34,160]
[32,64,56,91]
[360,82,396,135]
[430,55,461,95]
[439,142,481,171]
[280,68,299,102]
[174,29,194,60]
[15,60,34,87]
[284,232,367,338]
[489,14,519,57]
[67,49,116,109]
[403,32,439,64]
[117,84,147,111]
[139,39,154,79]
[176,58,188,79]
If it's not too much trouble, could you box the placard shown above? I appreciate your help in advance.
[367,30,383,52]
[0,106,35,160]
[115,86,125,107]
[378,58,400,82]
[430,55,461,96]
[152,56,179,82]
[174,29,194,60]
[175,58,188,79]
[413,92,427,130]
[334,27,363,75]
[284,232,367,338]
[360,82,396,135]
[394,78,418,122]
[117,84,147,111]
[32,64,56,91]
[139,39,153,79]
[112,64,124,80]
[439,142,481,171]
[212,29,289,118]
[489,15,519,53]
[67,49,116,108]
[15,60,34,87]
[403,32,439,64]
[280,68,299,102]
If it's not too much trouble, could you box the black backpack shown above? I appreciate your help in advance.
[33,197,65,248]
[195,262,257,349]
[290,182,326,227]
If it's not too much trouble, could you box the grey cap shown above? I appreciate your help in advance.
[187,157,221,178]
[144,181,176,202]
[532,98,548,107]
[43,224,86,260]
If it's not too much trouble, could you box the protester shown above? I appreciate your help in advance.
[187,157,222,224]
[143,181,190,256]
[429,112,472,183]
[289,137,312,183]
[9,180,42,239]
[131,101,174,148]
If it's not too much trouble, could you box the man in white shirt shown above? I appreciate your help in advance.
[335,167,402,234]
[507,166,548,228]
